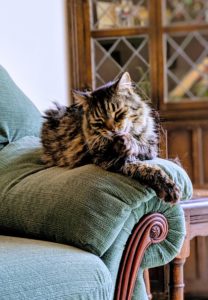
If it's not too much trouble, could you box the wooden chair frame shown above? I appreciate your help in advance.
[115,213,168,300]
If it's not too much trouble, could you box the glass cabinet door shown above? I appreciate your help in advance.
[89,0,152,100]
[163,0,208,103]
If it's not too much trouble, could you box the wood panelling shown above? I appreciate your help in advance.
[163,122,208,188]
[185,239,197,281]
[149,266,169,300]
[166,129,193,180]
[164,123,208,299]
[185,237,208,296]
[203,129,208,184]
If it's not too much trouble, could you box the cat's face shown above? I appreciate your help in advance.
[87,96,129,138]
[74,72,135,140]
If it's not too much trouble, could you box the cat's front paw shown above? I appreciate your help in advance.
[113,134,137,157]
[157,178,181,204]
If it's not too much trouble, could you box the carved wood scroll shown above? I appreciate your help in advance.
[115,213,169,300]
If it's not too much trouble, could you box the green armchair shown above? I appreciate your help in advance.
[0,65,192,300]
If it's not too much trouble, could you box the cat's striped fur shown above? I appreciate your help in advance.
[41,73,180,203]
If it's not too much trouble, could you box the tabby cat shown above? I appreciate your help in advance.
[41,72,180,203]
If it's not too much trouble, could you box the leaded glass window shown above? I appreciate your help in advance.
[166,31,208,101]
[92,36,150,97]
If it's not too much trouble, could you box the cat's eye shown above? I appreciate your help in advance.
[92,121,104,129]
[115,111,127,122]
[96,123,104,129]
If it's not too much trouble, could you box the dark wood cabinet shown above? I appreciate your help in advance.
[67,0,208,298]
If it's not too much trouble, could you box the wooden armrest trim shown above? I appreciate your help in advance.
[115,213,168,300]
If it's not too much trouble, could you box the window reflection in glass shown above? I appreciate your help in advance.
[91,0,149,30]
[166,31,208,102]
[166,0,208,25]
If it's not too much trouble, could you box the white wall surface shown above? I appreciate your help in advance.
[0,0,70,112]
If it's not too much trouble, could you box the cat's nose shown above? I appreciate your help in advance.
[106,118,115,131]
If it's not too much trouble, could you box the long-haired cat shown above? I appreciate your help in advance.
[41,72,180,203]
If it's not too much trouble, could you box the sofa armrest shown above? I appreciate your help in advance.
[101,197,186,300]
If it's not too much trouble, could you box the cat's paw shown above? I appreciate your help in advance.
[113,134,137,156]
[157,178,181,204]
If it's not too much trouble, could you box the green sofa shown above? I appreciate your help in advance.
[0,65,193,300]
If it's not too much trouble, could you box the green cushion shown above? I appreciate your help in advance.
[0,137,193,258]
[0,235,112,300]
[0,65,42,150]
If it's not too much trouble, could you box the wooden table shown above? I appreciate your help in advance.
[169,190,208,300]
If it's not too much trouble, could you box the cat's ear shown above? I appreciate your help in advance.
[116,72,133,93]
[72,90,91,108]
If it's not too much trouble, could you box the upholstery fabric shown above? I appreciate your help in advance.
[0,137,192,259]
[0,235,112,300]
[0,65,42,150]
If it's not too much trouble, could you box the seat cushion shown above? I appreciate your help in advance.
[0,65,42,150]
[0,235,112,300]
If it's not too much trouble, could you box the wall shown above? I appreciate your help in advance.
[0,0,70,112]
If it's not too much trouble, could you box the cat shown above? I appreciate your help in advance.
[41,72,180,203]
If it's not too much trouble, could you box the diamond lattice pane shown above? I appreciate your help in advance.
[90,0,149,30]
[166,0,208,24]
[92,36,151,99]
[166,31,208,102]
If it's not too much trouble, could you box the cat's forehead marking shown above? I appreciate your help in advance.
[96,102,103,114]
[104,99,110,113]
[99,99,120,115]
